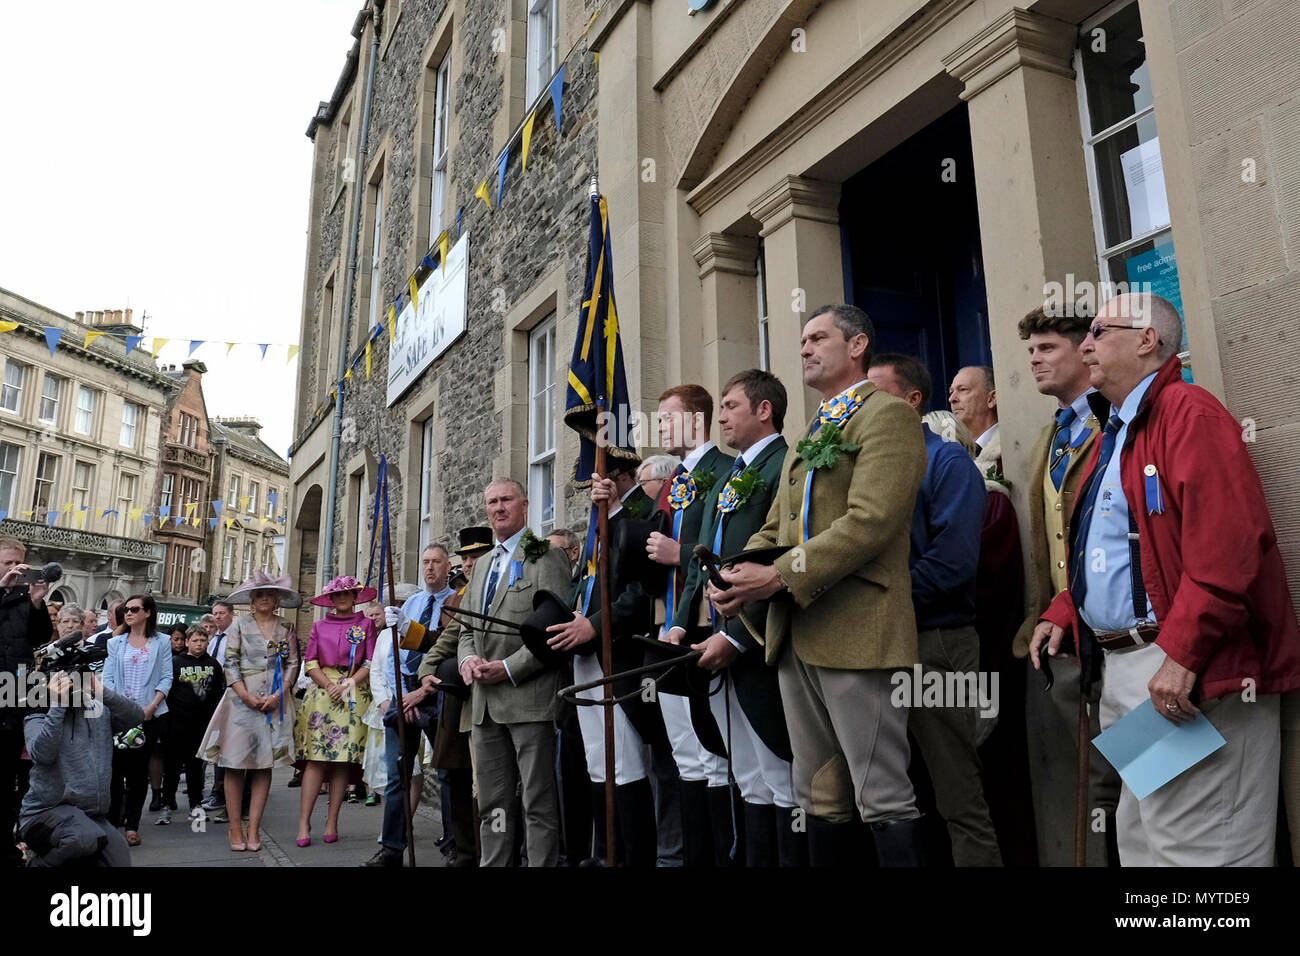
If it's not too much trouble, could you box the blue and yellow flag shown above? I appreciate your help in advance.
[563,193,637,487]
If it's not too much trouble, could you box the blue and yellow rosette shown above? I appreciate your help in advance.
[667,472,697,510]
[345,625,365,712]
[267,638,290,725]
[716,480,744,515]
[801,387,865,542]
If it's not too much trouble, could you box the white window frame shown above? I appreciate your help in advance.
[430,52,452,241]
[527,316,558,535]
[756,245,770,372]
[1,362,26,415]
[242,540,256,582]
[222,537,236,581]
[262,543,276,573]
[354,476,371,580]
[38,374,61,424]
[0,442,21,513]
[33,452,59,522]
[419,418,434,552]
[160,473,175,511]
[75,385,96,435]
[367,178,385,333]
[526,0,559,105]
[228,474,241,509]
[265,487,277,519]
[71,461,94,518]
[248,480,260,516]
[117,473,137,537]
[119,402,139,448]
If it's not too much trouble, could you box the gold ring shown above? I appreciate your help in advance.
[1166,702,1179,711]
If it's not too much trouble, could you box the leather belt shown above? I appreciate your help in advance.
[1092,622,1160,650]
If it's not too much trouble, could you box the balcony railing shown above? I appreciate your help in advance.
[0,518,165,563]
[163,444,212,471]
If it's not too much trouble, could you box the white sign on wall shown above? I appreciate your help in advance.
[386,232,470,406]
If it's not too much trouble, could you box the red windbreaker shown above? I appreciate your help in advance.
[1042,356,1300,701]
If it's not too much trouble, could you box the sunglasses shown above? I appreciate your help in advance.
[1089,322,1149,340]
[124,605,145,614]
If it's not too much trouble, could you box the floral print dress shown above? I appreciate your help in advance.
[294,611,376,764]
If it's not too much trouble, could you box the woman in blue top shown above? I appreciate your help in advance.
[103,594,172,847]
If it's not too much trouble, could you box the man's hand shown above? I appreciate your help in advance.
[474,660,508,685]
[384,606,409,636]
[1149,656,1200,725]
[590,474,617,504]
[546,613,596,652]
[420,673,442,693]
[0,564,24,588]
[48,671,74,708]
[1028,620,1067,670]
[710,563,782,617]
[691,633,739,672]
[646,532,680,567]
[661,626,686,646]
[142,702,158,721]
[459,656,483,686]
[379,698,393,717]
[29,577,48,605]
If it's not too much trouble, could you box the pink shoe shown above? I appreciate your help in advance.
[323,833,338,844]
[296,837,311,847]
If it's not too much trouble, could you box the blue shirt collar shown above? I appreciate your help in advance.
[495,527,527,557]
[1116,371,1160,427]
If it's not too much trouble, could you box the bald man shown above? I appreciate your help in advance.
[1030,293,1300,865]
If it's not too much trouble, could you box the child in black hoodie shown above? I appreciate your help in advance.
[160,627,225,822]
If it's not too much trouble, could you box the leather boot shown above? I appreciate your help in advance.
[806,815,857,867]
[707,784,745,867]
[743,801,778,867]
[872,817,925,867]
[587,782,615,865]
[616,778,657,868]
[775,806,809,867]
[679,779,714,868]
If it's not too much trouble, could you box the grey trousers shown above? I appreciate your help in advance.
[21,805,132,867]
[471,717,560,867]
[908,626,1002,866]
[1024,654,1120,866]
[777,648,917,825]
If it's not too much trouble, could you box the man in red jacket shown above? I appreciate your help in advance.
[1030,292,1300,866]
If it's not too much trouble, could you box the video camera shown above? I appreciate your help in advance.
[33,632,107,676]
[13,561,63,586]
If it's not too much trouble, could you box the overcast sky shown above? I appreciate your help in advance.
[0,0,362,457]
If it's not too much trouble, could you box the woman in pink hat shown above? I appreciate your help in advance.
[294,575,378,846]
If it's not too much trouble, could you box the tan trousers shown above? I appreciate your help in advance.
[471,717,559,867]
[777,648,917,825]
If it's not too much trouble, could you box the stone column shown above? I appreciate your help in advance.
[747,176,844,428]
[691,232,760,408]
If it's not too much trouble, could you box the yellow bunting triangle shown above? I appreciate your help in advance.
[344,367,352,380]
[387,303,396,341]
[84,330,104,348]
[594,51,600,67]
[439,231,450,271]
[0,321,19,333]
[239,496,251,512]
[225,517,235,530]
[474,178,494,211]
[226,342,238,355]
[129,507,143,522]
[150,337,169,358]
[76,510,86,528]
[409,275,419,312]
[365,340,372,379]
[287,344,300,364]
[522,111,536,171]
[184,502,196,516]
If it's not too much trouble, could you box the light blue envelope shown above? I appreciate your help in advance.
[1092,699,1227,800]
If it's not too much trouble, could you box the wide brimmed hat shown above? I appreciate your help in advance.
[311,574,378,608]
[225,571,303,609]
[455,526,494,556]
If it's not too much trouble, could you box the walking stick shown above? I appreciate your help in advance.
[595,406,617,868]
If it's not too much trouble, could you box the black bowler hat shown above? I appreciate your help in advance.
[519,589,577,668]
[720,545,792,568]
[456,526,494,557]
[611,512,669,598]
[434,656,469,701]
[634,635,727,757]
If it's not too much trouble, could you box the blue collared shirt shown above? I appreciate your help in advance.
[399,584,455,676]
[1079,372,1159,632]
[1061,388,1096,445]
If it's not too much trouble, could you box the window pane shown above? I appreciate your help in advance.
[75,386,96,434]
[39,376,60,422]
[1080,4,1153,136]
[1,363,25,413]
[1091,114,1166,249]
[0,442,20,512]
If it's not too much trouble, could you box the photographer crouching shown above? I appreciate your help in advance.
[1,537,53,867]
[20,664,143,866]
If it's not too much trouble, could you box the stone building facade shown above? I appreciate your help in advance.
[289,0,601,625]
[0,288,169,610]
[152,360,215,607]
[208,417,290,602]
[290,0,1300,627]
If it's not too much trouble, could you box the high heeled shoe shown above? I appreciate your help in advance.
[323,833,338,844]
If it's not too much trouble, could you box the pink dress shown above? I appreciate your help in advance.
[293,611,377,764]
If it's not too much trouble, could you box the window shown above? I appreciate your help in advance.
[222,537,236,581]
[430,52,452,240]
[527,317,557,535]
[248,480,260,516]
[0,442,20,512]
[756,245,770,372]
[178,413,198,448]
[39,375,61,424]
[526,0,559,104]
[366,177,385,335]
[354,475,371,579]
[160,473,175,511]
[168,545,193,597]
[262,543,276,574]
[1,362,25,414]
[33,453,59,522]
[1075,3,1185,353]
[116,473,137,537]
[120,402,139,448]
[265,487,277,519]
[72,461,94,515]
[227,474,241,510]
[418,418,434,551]
[242,540,256,582]
[336,105,353,195]
[75,386,96,435]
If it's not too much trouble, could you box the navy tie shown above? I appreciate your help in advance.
[482,546,506,615]
[1049,407,1078,491]
[418,593,436,628]
[1068,411,1123,610]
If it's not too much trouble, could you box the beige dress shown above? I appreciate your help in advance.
[198,615,301,769]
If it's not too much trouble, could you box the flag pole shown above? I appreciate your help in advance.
[591,175,617,869]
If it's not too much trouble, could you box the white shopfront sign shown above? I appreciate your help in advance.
[386,232,469,406]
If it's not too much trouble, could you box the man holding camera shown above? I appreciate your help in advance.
[1,537,53,867]
[21,671,145,866]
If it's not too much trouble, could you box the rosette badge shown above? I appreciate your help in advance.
[668,472,697,510]
[819,389,862,429]
[346,626,365,645]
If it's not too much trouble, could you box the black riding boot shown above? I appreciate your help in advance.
[707,784,744,867]
[616,778,657,868]
[775,806,809,866]
[743,801,778,867]
[678,779,714,868]
[806,815,857,867]
[872,817,925,867]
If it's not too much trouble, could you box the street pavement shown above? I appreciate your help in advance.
[125,764,448,867]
